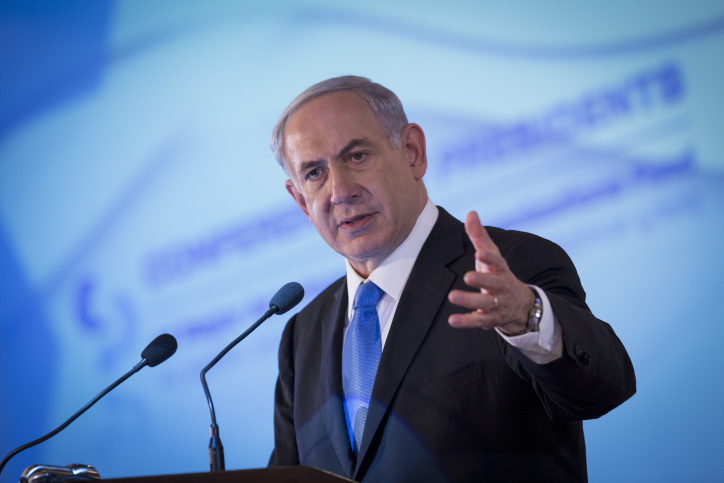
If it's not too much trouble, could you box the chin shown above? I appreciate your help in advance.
[343,238,389,264]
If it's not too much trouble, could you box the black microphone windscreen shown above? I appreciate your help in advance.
[269,282,304,315]
[141,334,178,367]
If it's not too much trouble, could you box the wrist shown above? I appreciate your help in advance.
[501,288,542,337]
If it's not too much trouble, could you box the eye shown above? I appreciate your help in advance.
[306,168,323,180]
[350,152,366,162]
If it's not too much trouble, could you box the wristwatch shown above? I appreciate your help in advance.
[526,288,543,332]
[508,288,543,336]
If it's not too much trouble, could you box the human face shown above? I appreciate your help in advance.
[283,91,428,277]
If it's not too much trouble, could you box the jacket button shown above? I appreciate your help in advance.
[574,344,590,364]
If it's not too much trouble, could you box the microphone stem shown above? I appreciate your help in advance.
[200,306,277,424]
[0,359,149,475]
[199,306,277,471]
[208,423,224,472]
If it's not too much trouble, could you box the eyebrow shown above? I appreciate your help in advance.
[336,138,370,159]
[297,159,326,175]
[296,138,372,175]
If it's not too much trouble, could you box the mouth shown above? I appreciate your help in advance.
[339,213,374,228]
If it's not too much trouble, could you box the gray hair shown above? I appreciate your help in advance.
[269,76,409,172]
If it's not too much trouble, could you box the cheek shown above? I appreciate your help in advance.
[305,201,336,232]
[307,198,330,219]
[378,181,406,213]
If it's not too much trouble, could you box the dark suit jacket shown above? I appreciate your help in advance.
[269,207,636,482]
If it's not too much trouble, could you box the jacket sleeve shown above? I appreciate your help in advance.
[498,235,636,421]
[268,315,300,466]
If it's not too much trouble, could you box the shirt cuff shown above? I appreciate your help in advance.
[495,285,563,364]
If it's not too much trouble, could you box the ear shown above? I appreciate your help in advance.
[401,123,427,180]
[285,179,310,218]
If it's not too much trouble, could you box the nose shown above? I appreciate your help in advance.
[329,165,361,205]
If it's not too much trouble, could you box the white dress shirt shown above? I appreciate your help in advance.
[344,198,562,364]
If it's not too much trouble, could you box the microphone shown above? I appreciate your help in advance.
[200,282,304,472]
[269,282,305,315]
[142,333,178,366]
[0,334,178,476]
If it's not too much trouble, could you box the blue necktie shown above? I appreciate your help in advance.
[342,281,385,455]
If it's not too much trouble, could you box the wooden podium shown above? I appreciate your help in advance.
[105,466,353,483]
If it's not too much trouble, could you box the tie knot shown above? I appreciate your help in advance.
[354,281,385,309]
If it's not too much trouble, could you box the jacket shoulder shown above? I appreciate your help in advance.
[484,226,555,255]
[296,275,346,318]
[281,275,346,339]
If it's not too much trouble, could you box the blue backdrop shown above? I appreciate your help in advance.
[1,1,723,481]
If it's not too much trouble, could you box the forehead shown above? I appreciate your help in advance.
[283,91,387,162]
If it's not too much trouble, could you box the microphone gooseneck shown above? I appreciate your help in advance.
[200,282,304,472]
[0,334,178,476]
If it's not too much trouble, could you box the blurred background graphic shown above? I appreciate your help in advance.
[1,1,723,481]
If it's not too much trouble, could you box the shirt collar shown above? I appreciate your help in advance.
[346,198,439,316]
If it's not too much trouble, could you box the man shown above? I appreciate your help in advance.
[267,76,635,482]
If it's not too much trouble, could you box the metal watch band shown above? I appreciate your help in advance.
[526,288,543,333]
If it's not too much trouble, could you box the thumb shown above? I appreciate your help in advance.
[465,211,495,252]
[466,211,497,283]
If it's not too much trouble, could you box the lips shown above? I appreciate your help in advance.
[339,213,375,228]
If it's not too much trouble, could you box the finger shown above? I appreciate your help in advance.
[448,311,499,330]
[462,271,505,292]
[474,249,507,275]
[448,290,498,312]
[465,211,499,255]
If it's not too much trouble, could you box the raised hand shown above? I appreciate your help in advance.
[447,211,534,335]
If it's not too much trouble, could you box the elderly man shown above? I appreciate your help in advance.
[267,76,635,482]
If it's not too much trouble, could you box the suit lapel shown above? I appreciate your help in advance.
[355,208,465,476]
[318,278,355,477]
